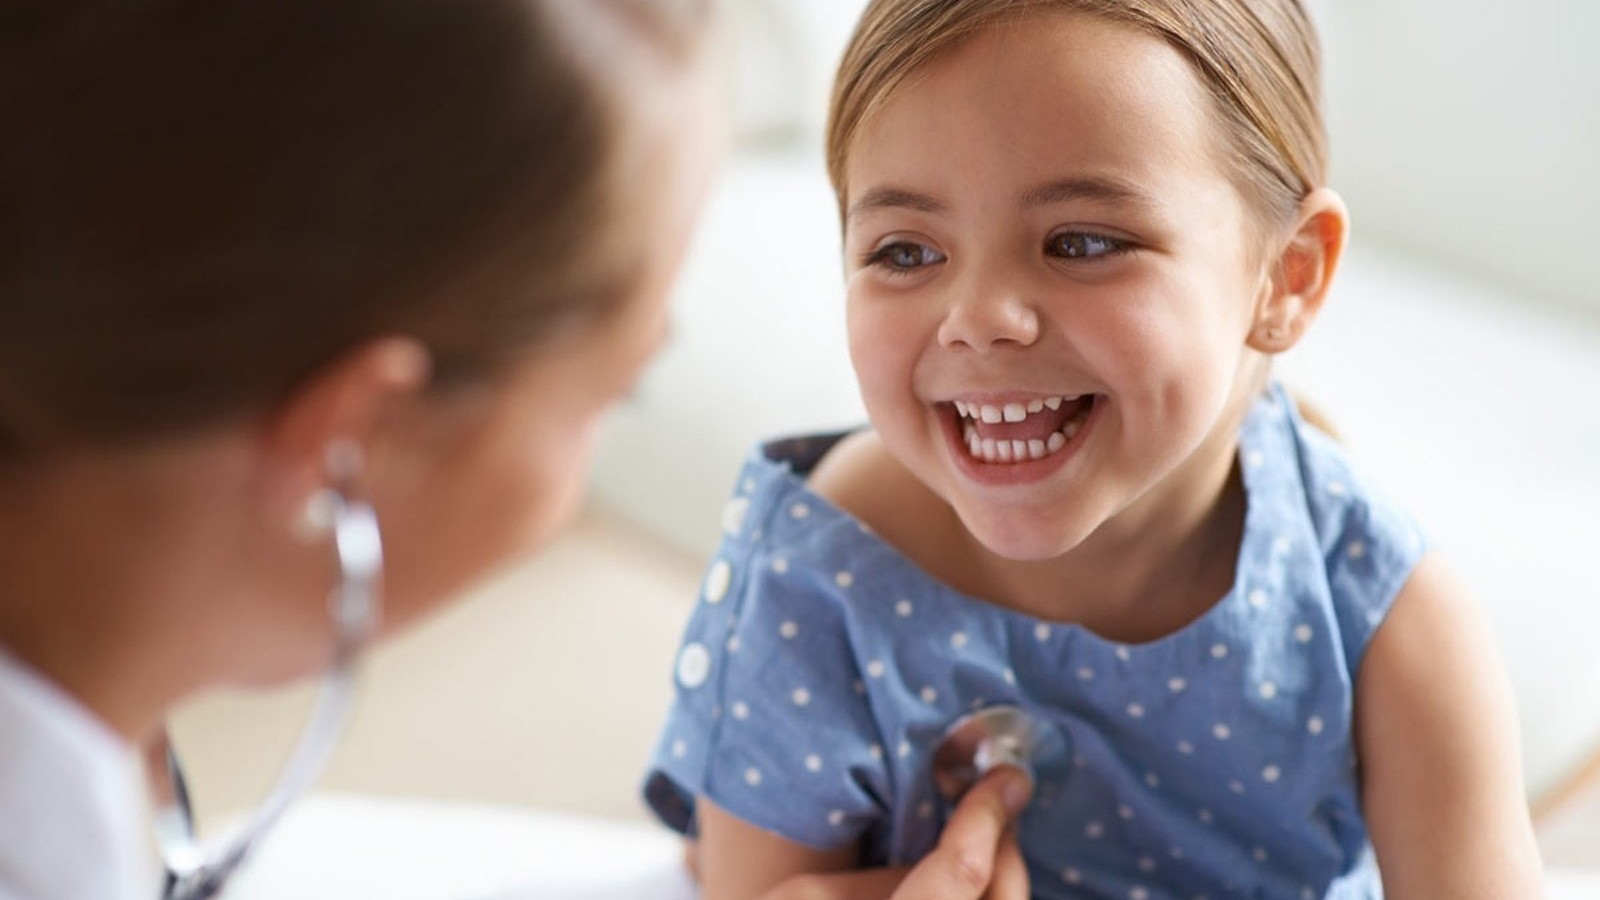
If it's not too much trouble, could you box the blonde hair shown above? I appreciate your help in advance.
[826,0,1326,228]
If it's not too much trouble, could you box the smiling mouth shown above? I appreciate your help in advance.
[951,395,1097,464]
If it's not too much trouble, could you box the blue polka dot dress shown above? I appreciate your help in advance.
[643,384,1424,899]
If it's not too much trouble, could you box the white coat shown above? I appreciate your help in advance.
[0,646,154,900]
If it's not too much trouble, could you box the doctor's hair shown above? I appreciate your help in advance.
[0,0,711,460]
[826,0,1327,230]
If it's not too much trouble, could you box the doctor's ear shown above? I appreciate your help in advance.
[1248,188,1349,355]
[259,336,433,533]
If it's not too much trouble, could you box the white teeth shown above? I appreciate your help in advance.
[955,396,1080,421]
[958,396,1095,465]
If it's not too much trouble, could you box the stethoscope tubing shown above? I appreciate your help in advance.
[155,479,381,900]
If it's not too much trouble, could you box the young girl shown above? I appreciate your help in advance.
[644,1,1543,898]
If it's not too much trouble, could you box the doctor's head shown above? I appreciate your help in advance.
[0,0,720,714]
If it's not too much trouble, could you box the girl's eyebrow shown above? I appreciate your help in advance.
[847,186,948,221]
[848,175,1157,223]
[1020,175,1158,211]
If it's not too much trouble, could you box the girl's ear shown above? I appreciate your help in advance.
[257,336,432,531]
[1247,188,1349,354]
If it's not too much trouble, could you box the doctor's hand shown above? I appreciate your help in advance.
[756,765,1033,900]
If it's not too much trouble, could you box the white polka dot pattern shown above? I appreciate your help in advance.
[721,497,750,536]
[676,643,711,689]
[703,560,732,604]
[642,387,1408,893]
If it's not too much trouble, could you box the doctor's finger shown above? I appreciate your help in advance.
[981,828,1029,900]
[889,765,1033,900]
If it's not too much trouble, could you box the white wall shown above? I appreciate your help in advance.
[1310,0,1600,319]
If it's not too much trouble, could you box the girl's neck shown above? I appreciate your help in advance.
[966,441,1245,643]
[949,383,1256,644]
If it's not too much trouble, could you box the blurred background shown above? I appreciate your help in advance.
[172,0,1600,891]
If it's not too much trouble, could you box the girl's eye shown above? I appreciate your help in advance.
[1046,231,1131,260]
[865,241,946,273]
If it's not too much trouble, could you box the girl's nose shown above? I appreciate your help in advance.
[937,287,1041,351]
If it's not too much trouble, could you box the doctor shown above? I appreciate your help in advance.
[0,2,1031,899]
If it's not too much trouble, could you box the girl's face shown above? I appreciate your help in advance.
[842,12,1274,561]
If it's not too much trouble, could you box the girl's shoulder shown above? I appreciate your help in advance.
[806,429,921,526]
[806,429,973,584]
[1246,385,1428,664]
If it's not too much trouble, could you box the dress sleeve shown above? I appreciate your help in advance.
[1296,422,1429,673]
[642,502,891,851]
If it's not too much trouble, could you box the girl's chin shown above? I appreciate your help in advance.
[954,508,1097,563]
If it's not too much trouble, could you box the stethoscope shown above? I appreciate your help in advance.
[135,448,1060,897]
[931,704,1071,809]
[146,460,382,900]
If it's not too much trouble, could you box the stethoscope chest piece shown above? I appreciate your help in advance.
[931,705,1071,806]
